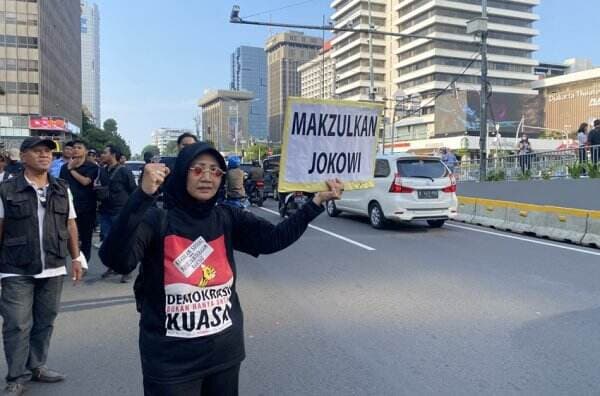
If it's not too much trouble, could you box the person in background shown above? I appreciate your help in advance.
[0,137,85,396]
[49,142,73,178]
[226,156,245,199]
[4,149,23,180]
[119,155,128,166]
[87,149,99,165]
[576,123,588,163]
[97,144,137,282]
[441,148,458,173]
[0,153,6,182]
[518,134,533,173]
[588,119,600,165]
[177,133,198,152]
[59,140,99,263]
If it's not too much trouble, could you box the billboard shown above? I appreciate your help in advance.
[435,91,543,137]
[29,116,68,131]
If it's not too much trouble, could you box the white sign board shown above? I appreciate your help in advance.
[279,98,382,192]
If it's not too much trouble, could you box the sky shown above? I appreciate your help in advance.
[97,0,600,154]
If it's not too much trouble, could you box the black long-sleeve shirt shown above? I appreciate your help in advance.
[99,189,323,384]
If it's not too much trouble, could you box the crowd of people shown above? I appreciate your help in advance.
[0,132,342,395]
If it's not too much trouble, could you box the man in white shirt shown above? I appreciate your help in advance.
[0,137,85,396]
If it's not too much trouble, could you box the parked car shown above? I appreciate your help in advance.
[262,154,280,199]
[125,160,145,185]
[326,153,458,229]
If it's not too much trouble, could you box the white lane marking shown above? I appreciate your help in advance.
[447,223,600,257]
[62,297,134,309]
[259,207,376,251]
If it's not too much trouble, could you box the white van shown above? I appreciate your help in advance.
[326,153,458,229]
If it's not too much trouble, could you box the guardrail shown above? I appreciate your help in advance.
[455,145,600,182]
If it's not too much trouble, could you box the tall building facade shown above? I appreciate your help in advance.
[330,0,391,101]
[329,0,540,140]
[81,0,100,126]
[231,45,267,140]
[265,31,323,143]
[0,0,81,147]
[298,41,336,99]
[198,89,253,152]
[151,128,194,154]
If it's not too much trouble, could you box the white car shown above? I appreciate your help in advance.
[326,153,458,229]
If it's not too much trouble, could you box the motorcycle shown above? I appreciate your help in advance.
[222,196,250,210]
[279,191,313,218]
[246,179,265,207]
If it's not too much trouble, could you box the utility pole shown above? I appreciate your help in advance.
[368,0,375,102]
[479,0,489,181]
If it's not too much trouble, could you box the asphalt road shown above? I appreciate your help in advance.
[1,200,600,395]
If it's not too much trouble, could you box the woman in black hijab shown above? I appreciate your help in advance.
[100,143,343,396]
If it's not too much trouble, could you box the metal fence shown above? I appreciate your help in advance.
[455,145,600,182]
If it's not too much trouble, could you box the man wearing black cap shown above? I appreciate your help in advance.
[0,137,86,395]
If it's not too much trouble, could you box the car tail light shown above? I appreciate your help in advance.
[389,173,414,193]
[442,174,457,193]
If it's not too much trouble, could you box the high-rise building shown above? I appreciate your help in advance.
[151,128,194,154]
[81,1,101,126]
[198,89,254,152]
[231,46,267,140]
[329,0,540,141]
[0,0,82,148]
[329,0,391,101]
[265,31,323,143]
[298,41,336,99]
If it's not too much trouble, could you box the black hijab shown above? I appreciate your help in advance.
[164,143,226,219]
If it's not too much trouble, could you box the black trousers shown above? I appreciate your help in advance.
[143,364,240,396]
[76,209,96,262]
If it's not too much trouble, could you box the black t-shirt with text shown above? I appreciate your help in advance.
[59,161,99,212]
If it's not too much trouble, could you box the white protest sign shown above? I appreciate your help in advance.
[172,236,214,278]
[279,98,382,192]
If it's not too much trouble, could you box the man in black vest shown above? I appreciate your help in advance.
[0,137,85,395]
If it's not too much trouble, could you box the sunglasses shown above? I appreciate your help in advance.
[189,165,226,178]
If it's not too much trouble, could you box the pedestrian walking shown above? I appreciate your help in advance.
[577,123,589,163]
[0,137,85,396]
[99,143,343,396]
[588,119,600,165]
[4,149,23,181]
[59,140,99,263]
[49,141,73,178]
[97,144,136,282]
[518,134,533,173]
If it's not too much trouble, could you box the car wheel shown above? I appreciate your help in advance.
[427,219,446,228]
[369,203,386,229]
[326,200,340,217]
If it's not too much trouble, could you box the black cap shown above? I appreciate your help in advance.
[20,137,57,152]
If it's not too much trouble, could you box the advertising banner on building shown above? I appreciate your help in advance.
[278,97,382,193]
[29,116,67,131]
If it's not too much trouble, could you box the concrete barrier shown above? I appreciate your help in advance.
[472,198,508,229]
[457,196,599,249]
[582,211,600,248]
[537,206,588,244]
[456,197,477,223]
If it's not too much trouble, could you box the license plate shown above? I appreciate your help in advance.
[418,190,439,199]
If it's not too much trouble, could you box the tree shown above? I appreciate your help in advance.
[80,111,132,159]
[142,145,160,157]
[103,118,118,135]
[163,141,178,156]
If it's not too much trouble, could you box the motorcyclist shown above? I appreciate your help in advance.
[246,160,264,196]
[226,156,245,199]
